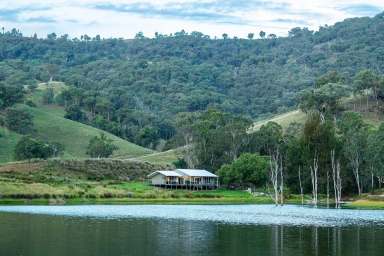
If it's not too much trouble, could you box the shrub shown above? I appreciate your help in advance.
[4,108,34,134]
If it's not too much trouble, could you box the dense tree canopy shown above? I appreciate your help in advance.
[1,13,384,147]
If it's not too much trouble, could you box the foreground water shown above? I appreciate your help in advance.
[0,205,383,256]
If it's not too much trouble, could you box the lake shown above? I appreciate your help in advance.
[0,205,383,256]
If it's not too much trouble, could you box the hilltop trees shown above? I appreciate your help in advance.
[299,75,349,121]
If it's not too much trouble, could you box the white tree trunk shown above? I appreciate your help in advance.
[310,153,319,206]
[327,170,330,208]
[279,156,284,206]
[269,149,280,206]
[298,166,304,205]
[352,156,362,196]
[331,150,342,208]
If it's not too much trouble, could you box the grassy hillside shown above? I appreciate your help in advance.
[131,148,184,165]
[0,128,22,163]
[0,84,154,162]
[19,104,153,159]
[251,97,384,132]
[250,110,306,132]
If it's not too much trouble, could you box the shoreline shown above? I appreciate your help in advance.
[0,198,383,210]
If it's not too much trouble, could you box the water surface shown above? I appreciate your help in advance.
[0,205,383,256]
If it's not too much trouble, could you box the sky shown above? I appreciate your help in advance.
[0,0,383,39]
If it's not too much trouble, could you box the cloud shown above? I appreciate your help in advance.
[94,2,245,24]
[340,4,383,16]
[0,6,51,22]
[25,17,56,23]
[0,0,383,39]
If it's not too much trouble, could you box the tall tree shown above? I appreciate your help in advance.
[254,122,284,205]
[353,70,382,111]
[338,112,369,195]
[367,124,384,189]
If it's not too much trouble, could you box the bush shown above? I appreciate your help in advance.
[86,133,118,158]
[14,136,60,160]
[218,153,269,187]
[4,108,34,134]
[25,100,37,107]
[64,105,87,122]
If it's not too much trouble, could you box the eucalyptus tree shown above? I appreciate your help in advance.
[302,112,337,205]
[367,124,384,189]
[353,70,382,111]
[254,122,284,205]
[185,109,250,171]
[284,122,306,205]
[338,112,369,195]
[175,112,201,168]
[299,82,349,123]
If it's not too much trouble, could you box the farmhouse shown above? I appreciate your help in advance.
[147,169,219,189]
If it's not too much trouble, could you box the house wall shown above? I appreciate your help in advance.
[151,174,165,185]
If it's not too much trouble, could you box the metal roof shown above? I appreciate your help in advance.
[175,169,218,177]
[147,171,182,178]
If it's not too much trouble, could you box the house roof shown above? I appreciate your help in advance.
[147,171,182,178]
[175,169,218,177]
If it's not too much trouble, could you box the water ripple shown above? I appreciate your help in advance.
[0,204,383,227]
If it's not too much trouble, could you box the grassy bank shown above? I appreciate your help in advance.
[344,199,384,210]
[0,162,383,208]
[0,164,272,204]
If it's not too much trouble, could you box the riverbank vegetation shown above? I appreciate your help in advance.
[0,163,262,203]
[0,160,383,209]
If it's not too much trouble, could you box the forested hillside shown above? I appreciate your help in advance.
[1,12,384,149]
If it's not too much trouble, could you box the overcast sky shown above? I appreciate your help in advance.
[0,0,383,39]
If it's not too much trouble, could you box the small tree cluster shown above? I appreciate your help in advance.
[14,136,63,161]
[86,133,118,158]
